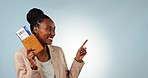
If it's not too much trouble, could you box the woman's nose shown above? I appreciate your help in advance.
[51,30,55,36]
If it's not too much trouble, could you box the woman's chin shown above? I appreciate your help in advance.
[46,41,52,45]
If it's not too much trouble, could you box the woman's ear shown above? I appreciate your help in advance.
[33,27,39,35]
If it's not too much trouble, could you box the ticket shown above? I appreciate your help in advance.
[16,26,44,54]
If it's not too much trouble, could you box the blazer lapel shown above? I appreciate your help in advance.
[48,45,60,78]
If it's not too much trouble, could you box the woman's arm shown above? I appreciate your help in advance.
[14,51,42,78]
[61,47,86,78]
[69,40,87,78]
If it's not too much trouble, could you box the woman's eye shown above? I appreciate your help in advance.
[47,28,51,31]
[45,28,51,31]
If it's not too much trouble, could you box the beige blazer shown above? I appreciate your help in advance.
[14,45,84,78]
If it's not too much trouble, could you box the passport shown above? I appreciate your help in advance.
[16,26,44,54]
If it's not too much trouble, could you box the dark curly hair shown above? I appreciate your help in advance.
[26,8,51,33]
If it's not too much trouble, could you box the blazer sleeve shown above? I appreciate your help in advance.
[69,59,85,78]
[14,51,43,78]
[60,47,85,78]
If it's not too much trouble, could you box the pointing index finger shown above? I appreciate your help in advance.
[80,39,88,49]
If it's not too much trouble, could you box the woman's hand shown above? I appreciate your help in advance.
[27,48,37,70]
[75,40,88,63]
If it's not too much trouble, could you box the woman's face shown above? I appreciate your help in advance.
[34,18,55,45]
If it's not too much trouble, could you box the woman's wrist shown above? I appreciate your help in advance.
[74,57,83,63]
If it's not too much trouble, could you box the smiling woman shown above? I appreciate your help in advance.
[26,8,55,46]
[14,8,88,78]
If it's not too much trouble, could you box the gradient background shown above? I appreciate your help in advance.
[0,0,148,78]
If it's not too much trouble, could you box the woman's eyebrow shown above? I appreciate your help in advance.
[47,25,55,28]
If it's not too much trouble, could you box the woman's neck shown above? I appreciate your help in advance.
[36,45,50,62]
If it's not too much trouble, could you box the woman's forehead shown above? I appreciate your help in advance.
[41,19,55,28]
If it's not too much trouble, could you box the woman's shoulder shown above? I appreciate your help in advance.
[50,45,62,49]
[15,47,27,56]
[49,45,64,53]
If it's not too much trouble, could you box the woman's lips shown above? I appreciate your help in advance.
[48,37,53,40]
[47,37,53,43]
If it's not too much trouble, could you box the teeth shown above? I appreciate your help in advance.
[48,37,53,40]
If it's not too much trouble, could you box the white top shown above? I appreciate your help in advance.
[39,59,55,78]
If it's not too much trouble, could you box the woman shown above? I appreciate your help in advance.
[14,8,87,78]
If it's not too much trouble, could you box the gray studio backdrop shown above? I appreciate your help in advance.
[0,0,148,78]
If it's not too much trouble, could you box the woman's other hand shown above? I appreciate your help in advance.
[75,40,88,63]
